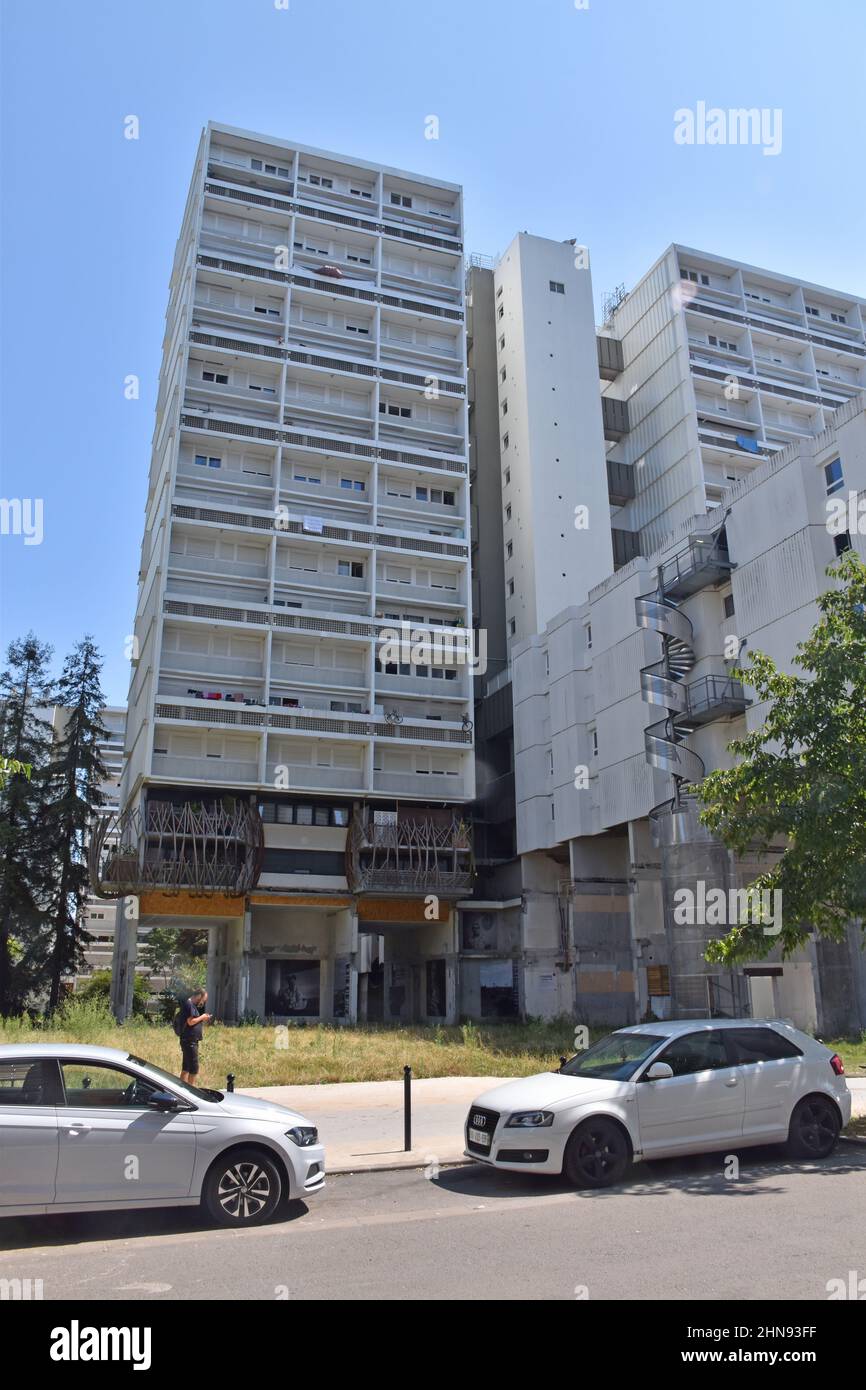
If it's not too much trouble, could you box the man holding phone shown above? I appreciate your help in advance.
[179,987,213,1083]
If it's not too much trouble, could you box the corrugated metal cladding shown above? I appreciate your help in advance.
[476,681,514,741]
[592,631,644,708]
[612,257,673,338]
[623,351,686,443]
[736,529,818,633]
[599,753,654,827]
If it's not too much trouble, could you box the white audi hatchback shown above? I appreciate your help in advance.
[465,1019,851,1188]
[0,1043,325,1225]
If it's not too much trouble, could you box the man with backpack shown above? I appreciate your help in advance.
[174,988,213,1083]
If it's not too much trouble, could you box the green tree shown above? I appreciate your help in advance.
[698,550,866,964]
[40,638,109,1012]
[0,635,55,1014]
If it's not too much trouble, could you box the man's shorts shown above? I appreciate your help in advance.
[181,1039,200,1075]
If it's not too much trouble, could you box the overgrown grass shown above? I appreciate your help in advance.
[0,1004,591,1087]
[2,1004,864,1090]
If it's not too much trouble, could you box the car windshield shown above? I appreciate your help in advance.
[126,1055,224,1104]
[560,1032,667,1081]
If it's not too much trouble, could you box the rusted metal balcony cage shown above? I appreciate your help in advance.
[89,797,265,899]
[346,808,474,897]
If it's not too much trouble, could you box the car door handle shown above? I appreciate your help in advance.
[63,1124,91,1135]
[724,1077,739,1087]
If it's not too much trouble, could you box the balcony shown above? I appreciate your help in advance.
[601,395,629,442]
[265,763,365,792]
[347,808,472,895]
[151,754,260,785]
[658,534,734,599]
[607,458,635,506]
[597,335,623,381]
[685,674,749,725]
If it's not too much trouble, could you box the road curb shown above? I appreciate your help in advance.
[328,1157,474,1176]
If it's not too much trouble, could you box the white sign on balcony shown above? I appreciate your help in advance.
[302,515,324,534]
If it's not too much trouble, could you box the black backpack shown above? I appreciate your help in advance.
[172,999,187,1037]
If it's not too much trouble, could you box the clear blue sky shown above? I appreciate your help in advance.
[2,0,864,705]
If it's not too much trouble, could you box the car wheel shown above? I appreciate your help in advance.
[203,1148,283,1227]
[785,1096,841,1160]
[563,1117,631,1189]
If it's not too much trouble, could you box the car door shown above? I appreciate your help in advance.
[0,1058,62,1207]
[725,1027,804,1141]
[636,1030,745,1156]
[55,1060,198,1204]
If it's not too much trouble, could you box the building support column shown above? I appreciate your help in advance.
[110,896,138,1021]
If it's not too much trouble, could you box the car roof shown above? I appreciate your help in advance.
[0,1043,140,1063]
[618,1018,798,1037]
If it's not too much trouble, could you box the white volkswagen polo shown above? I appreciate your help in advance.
[465,1019,851,1188]
[0,1043,325,1225]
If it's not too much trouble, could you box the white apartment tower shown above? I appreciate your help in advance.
[103,124,475,1024]
[494,234,614,648]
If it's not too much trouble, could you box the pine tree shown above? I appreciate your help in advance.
[0,635,56,1015]
[40,637,109,1012]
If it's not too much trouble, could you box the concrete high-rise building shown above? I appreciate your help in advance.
[100,123,476,1024]
[468,233,866,1032]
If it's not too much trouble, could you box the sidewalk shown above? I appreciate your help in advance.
[239,1075,866,1175]
[240,1076,505,1173]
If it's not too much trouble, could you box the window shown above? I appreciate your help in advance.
[501,399,508,416]
[508,618,516,636]
[0,1059,62,1106]
[805,304,819,317]
[390,193,412,208]
[499,335,505,351]
[585,623,592,649]
[345,319,370,335]
[506,540,513,559]
[834,531,852,556]
[498,305,504,320]
[709,335,737,353]
[504,467,510,485]
[337,559,364,579]
[202,368,229,385]
[652,1030,728,1077]
[496,286,503,299]
[194,454,222,469]
[505,504,512,521]
[293,470,321,485]
[590,728,598,757]
[254,303,280,318]
[548,750,554,776]
[507,578,514,596]
[824,458,844,496]
[415,486,428,502]
[340,477,365,492]
[549,281,565,295]
[502,433,509,450]
[723,593,735,619]
[725,1028,802,1064]
[682,269,710,286]
[379,402,412,418]
[60,1062,161,1108]
[500,367,506,383]
[831,312,847,325]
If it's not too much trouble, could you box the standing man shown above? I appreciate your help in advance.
[178,987,212,1084]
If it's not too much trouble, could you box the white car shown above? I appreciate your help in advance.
[0,1043,325,1226]
[465,1019,851,1188]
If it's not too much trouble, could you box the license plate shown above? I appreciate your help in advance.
[469,1128,490,1148]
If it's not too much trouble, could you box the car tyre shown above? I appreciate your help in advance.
[785,1095,841,1160]
[563,1116,631,1189]
[203,1147,283,1227]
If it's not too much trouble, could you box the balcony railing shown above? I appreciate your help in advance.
[685,674,749,725]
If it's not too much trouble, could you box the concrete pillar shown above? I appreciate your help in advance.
[206,924,221,1014]
[221,917,247,1024]
[110,896,139,1021]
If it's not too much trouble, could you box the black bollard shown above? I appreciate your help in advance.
[559,1055,567,1071]
[226,1073,235,1093]
[403,1065,412,1151]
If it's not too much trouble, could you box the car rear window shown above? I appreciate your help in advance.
[726,1028,803,1063]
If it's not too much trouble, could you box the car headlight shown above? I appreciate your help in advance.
[286,1126,319,1147]
[505,1111,554,1128]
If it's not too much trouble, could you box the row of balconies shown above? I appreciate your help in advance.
[683,294,866,361]
[203,170,462,256]
[179,409,469,475]
[150,750,471,800]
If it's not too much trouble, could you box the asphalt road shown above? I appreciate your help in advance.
[1,1141,865,1301]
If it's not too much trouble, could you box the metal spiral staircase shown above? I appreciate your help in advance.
[636,585,705,795]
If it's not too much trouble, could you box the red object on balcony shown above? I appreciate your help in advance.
[316,264,344,279]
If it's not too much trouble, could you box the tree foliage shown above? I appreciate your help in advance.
[698,551,866,963]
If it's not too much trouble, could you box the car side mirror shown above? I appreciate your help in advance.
[147,1090,182,1112]
[644,1062,674,1081]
